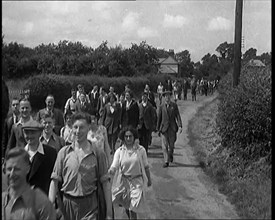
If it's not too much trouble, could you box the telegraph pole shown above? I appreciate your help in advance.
[232,0,243,87]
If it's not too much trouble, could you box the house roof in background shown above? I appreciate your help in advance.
[247,59,265,67]
[158,55,179,64]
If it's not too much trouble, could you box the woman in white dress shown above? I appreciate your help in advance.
[108,126,152,219]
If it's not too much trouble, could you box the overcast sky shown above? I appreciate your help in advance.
[2,1,271,62]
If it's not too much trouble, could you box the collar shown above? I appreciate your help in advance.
[46,107,54,112]
[3,185,32,208]
[68,140,96,155]
[40,132,56,142]
[16,116,34,126]
[25,142,44,155]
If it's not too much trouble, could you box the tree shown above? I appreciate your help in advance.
[216,41,234,62]
[242,47,257,62]
[175,50,194,78]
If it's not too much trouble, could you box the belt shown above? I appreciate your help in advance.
[122,174,142,180]
[63,191,95,200]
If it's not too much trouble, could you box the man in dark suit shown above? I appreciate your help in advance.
[144,84,157,108]
[2,97,20,157]
[89,84,100,116]
[97,87,108,124]
[6,98,35,157]
[102,93,122,154]
[121,90,139,129]
[156,90,182,168]
[36,94,64,135]
[22,120,57,195]
[137,92,157,154]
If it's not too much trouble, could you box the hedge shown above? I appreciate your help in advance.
[23,73,175,112]
[216,66,271,163]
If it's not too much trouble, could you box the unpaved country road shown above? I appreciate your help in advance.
[114,93,239,219]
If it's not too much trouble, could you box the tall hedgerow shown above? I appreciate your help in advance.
[216,66,271,164]
[23,73,170,111]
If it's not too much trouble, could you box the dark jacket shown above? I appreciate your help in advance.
[121,99,139,129]
[102,103,122,135]
[138,102,157,131]
[157,101,182,133]
[2,116,16,156]
[6,123,27,157]
[27,144,57,195]
[89,91,100,116]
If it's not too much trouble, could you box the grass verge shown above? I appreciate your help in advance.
[188,96,271,219]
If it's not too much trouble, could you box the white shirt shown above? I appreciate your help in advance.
[24,142,44,162]
[126,100,132,109]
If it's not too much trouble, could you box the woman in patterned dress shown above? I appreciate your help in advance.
[108,126,152,219]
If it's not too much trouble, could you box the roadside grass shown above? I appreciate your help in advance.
[188,96,271,219]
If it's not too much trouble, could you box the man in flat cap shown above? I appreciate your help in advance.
[22,120,57,195]
[156,90,182,168]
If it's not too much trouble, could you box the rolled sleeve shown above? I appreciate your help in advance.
[50,147,66,182]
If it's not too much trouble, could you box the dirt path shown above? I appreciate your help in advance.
[115,93,239,219]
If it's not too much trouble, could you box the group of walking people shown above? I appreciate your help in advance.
[2,82,183,220]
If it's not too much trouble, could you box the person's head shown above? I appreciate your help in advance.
[71,88,77,98]
[90,113,98,128]
[118,126,139,146]
[125,90,133,101]
[109,86,115,93]
[119,93,125,102]
[5,148,31,189]
[22,120,43,147]
[19,98,32,120]
[11,97,20,115]
[79,93,86,102]
[77,84,84,93]
[99,87,106,95]
[163,91,172,103]
[41,113,55,135]
[71,112,91,143]
[107,93,117,104]
[45,95,55,110]
[144,84,150,91]
[141,92,149,103]
[64,110,73,126]
[93,85,98,92]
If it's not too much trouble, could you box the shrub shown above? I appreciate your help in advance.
[23,73,171,111]
[216,66,271,163]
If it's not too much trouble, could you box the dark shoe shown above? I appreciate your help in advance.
[163,162,169,168]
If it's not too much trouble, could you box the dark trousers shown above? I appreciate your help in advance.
[138,124,151,153]
[108,130,119,154]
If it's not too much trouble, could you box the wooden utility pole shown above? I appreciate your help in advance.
[233,0,243,87]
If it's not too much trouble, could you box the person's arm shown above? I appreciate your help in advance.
[102,179,113,219]
[102,126,111,166]
[175,105,182,133]
[48,179,58,203]
[141,148,152,187]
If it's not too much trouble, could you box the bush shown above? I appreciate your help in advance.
[23,73,171,111]
[216,66,271,163]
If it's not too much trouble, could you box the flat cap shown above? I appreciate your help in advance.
[22,120,44,131]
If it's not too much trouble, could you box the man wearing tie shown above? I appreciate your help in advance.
[2,97,20,158]
[157,90,182,168]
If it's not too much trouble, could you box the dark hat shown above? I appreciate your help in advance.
[162,90,172,96]
[22,120,44,131]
